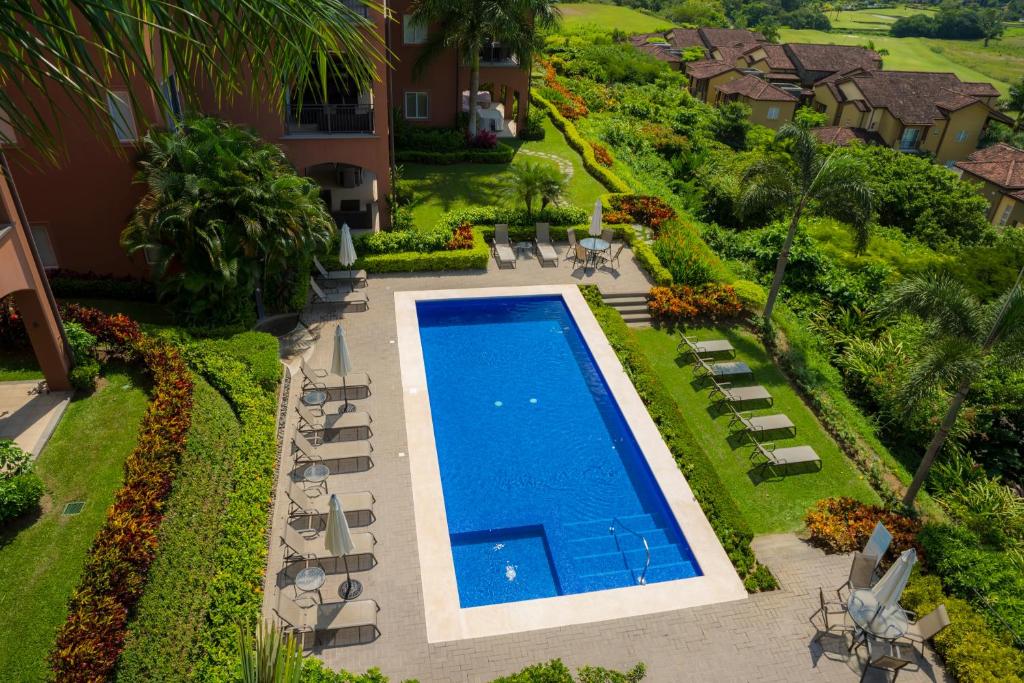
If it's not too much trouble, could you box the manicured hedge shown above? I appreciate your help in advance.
[355,228,490,273]
[491,659,646,683]
[532,91,632,194]
[580,286,776,591]
[395,144,515,164]
[902,573,1024,683]
[114,377,242,682]
[49,307,194,682]
[436,204,589,229]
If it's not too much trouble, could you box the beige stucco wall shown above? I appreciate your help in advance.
[744,99,796,129]
[707,71,743,103]
[933,104,990,164]
[992,194,1024,227]
[875,111,905,148]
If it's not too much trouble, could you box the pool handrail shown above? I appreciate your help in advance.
[609,517,651,586]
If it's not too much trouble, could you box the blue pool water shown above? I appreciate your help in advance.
[417,296,701,608]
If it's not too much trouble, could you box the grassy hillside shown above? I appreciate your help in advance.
[557,2,672,34]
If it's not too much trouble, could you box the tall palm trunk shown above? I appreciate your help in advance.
[903,262,1024,507]
[763,196,807,322]
[468,51,481,137]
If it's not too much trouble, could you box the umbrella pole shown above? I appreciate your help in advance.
[340,553,362,599]
[342,376,349,413]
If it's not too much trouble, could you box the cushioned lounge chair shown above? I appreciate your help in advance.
[677,333,735,358]
[309,278,369,310]
[296,403,372,440]
[534,223,558,266]
[693,358,753,380]
[275,597,381,649]
[749,440,821,477]
[708,381,773,406]
[729,408,796,437]
[492,224,516,268]
[313,256,368,289]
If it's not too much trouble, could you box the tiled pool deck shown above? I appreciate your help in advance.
[264,248,948,682]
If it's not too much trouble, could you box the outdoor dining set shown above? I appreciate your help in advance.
[813,522,950,681]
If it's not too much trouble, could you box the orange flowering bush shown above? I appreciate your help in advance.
[805,497,923,565]
[647,284,743,322]
[446,223,475,250]
[542,61,588,120]
[592,142,614,167]
[609,194,676,233]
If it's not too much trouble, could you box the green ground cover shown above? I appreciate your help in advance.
[557,2,671,34]
[0,367,148,681]
[634,325,880,533]
[0,347,42,381]
[826,6,933,32]
[404,115,607,229]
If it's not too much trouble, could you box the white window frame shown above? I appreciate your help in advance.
[404,91,429,120]
[106,90,138,142]
[30,224,58,269]
[766,106,781,121]
[403,15,427,44]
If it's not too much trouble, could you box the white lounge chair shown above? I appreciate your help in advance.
[534,223,558,266]
[309,278,369,310]
[750,440,821,477]
[313,256,368,288]
[275,597,380,649]
[492,224,516,268]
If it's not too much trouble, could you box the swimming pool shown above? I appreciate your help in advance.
[397,286,745,641]
[417,295,701,607]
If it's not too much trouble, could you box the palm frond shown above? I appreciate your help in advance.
[737,155,796,222]
[882,275,985,343]
[900,333,983,406]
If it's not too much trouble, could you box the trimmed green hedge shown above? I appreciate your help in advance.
[395,144,515,165]
[902,573,1024,683]
[354,228,490,273]
[436,205,589,229]
[579,286,776,591]
[115,377,242,682]
[532,91,632,194]
[491,659,646,683]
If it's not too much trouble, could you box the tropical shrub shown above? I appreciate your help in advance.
[647,284,742,323]
[0,296,28,347]
[467,129,498,149]
[591,142,613,167]
[542,61,588,119]
[491,659,646,683]
[436,204,589,230]
[653,228,718,286]
[804,497,922,565]
[0,439,44,523]
[359,228,454,254]
[122,117,333,325]
[64,321,100,391]
[608,195,676,233]
[501,159,568,217]
[356,229,490,273]
[48,270,157,302]
[519,106,547,141]
[446,223,475,250]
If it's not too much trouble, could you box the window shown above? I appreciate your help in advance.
[999,203,1014,226]
[403,15,427,44]
[106,90,137,142]
[955,130,968,143]
[899,127,921,150]
[160,75,183,130]
[404,91,428,120]
[0,108,16,145]
[766,106,781,121]
[30,225,58,268]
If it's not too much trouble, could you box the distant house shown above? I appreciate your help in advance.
[713,75,798,129]
[780,44,882,89]
[955,143,1024,227]
[685,60,744,103]
[813,70,1011,164]
[630,27,764,70]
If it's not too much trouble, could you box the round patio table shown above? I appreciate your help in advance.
[847,589,909,641]
[295,565,326,594]
[301,389,328,407]
[303,463,330,485]
[580,237,610,265]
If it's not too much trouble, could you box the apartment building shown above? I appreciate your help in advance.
[713,76,798,130]
[956,143,1024,227]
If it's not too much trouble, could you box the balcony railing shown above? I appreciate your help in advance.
[480,45,519,65]
[286,103,374,135]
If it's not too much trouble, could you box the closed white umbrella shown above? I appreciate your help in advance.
[338,222,358,292]
[872,547,916,609]
[331,325,353,412]
[327,493,362,599]
[589,198,602,237]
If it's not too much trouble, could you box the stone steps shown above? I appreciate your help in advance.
[601,290,652,328]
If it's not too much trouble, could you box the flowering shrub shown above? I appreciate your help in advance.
[609,195,676,233]
[446,223,475,250]
[466,129,498,149]
[49,307,193,682]
[542,61,588,120]
[0,296,28,347]
[647,284,742,322]
[592,142,613,167]
[804,497,922,565]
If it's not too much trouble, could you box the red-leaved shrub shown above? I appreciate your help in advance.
[466,129,497,149]
[543,61,588,120]
[446,223,475,250]
[647,284,742,322]
[609,194,676,233]
[592,142,614,167]
[805,497,923,567]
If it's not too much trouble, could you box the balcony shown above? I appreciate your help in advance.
[285,103,374,135]
[479,43,519,66]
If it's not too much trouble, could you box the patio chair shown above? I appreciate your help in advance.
[286,488,375,532]
[534,223,558,266]
[693,357,753,381]
[677,333,735,358]
[749,440,821,477]
[313,256,368,289]
[564,228,578,261]
[811,587,848,641]
[296,403,372,440]
[281,524,377,565]
[600,228,615,248]
[728,406,795,437]
[309,278,369,310]
[293,430,373,462]
[571,243,590,269]
[597,243,625,271]
[275,597,381,650]
[708,381,773,406]
[863,522,893,576]
[299,357,372,400]
[837,551,879,600]
[492,224,516,268]
[897,604,949,658]
[859,636,915,682]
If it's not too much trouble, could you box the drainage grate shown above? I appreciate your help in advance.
[62,501,85,516]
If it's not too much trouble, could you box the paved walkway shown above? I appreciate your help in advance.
[0,380,70,455]
[263,248,948,682]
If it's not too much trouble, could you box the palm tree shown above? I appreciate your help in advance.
[501,159,566,216]
[410,0,559,136]
[883,266,1024,507]
[737,123,873,321]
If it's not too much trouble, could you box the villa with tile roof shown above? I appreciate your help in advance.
[956,143,1024,227]
[713,75,798,129]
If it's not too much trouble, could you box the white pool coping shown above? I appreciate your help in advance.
[396,285,747,643]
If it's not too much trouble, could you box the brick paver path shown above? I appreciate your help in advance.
[264,248,948,682]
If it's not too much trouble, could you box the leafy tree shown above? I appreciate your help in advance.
[754,17,781,43]
[122,118,333,324]
[890,13,937,37]
[664,0,729,27]
[738,123,873,321]
[794,106,827,129]
[780,6,832,30]
[882,267,1024,507]
[979,7,1006,46]
[412,0,559,136]
[712,101,752,151]
[501,159,567,217]
[1008,77,1024,132]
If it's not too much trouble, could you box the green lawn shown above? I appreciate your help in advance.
[826,6,934,32]
[634,325,879,534]
[0,347,42,381]
[779,28,1016,94]
[556,2,672,34]
[0,367,149,681]
[404,115,607,229]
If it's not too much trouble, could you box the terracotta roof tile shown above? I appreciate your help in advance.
[837,71,1005,125]
[635,42,681,65]
[716,74,798,101]
[955,143,1024,190]
[743,43,794,71]
[812,126,885,147]
[784,43,882,77]
[698,28,765,48]
[685,59,736,80]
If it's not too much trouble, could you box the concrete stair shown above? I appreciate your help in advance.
[601,291,652,328]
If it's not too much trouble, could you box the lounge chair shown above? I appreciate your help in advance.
[693,357,753,380]
[309,278,369,310]
[859,636,915,682]
[729,408,795,437]
[287,488,375,531]
[677,334,735,358]
[293,430,373,462]
[709,381,772,406]
[836,551,878,600]
[313,256,368,289]
[296,403,372,440]
[534,223,558,266]
[749,440,821,477]
[275,597,380,649]
[281,524,377,566]
[897,605,950,658]
[597,242,625,271]
[299,357,371,400]
[492,224,516,268]
[564,228,578,261]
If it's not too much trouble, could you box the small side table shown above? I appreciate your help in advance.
[295,565,326,602]
[303,463,330,494]
[514,241,533,256]
[302,389,328,407]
